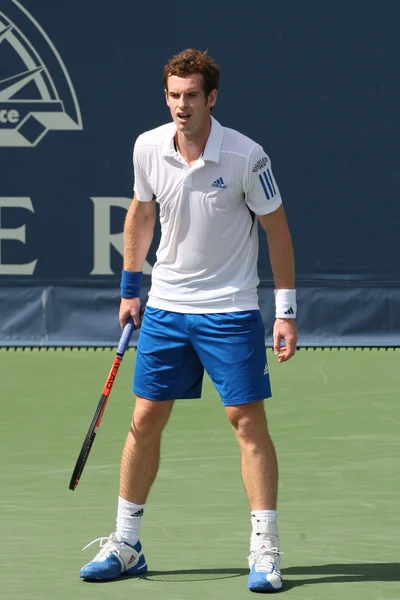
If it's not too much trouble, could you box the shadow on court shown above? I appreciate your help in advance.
[83,568,248,583]
[83,563,400,586]
[283,563,400,589]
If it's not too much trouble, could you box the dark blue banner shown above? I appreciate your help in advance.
[0,0,399,345]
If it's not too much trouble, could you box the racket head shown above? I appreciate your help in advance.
[68,393,108,490]
[68,318,135,491]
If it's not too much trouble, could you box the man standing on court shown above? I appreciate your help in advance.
[80,48,298,593]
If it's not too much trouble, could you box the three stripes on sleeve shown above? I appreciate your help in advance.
[258,169,277,200]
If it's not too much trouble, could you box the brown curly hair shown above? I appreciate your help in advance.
[163,48,220,97]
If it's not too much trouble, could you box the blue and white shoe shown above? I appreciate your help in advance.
[247,545,282,592]
[80,532,147,580]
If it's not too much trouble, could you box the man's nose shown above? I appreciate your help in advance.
[178,94,188,108]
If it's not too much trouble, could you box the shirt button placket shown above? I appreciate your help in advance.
[183,172,192,189]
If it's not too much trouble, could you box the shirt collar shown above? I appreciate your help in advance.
[161,122,178,158]
[161,116,223,163]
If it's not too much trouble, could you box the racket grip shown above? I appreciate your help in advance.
[117,318,135,355]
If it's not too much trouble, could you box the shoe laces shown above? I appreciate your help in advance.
[249,546,281,574]
[82,534,121,561]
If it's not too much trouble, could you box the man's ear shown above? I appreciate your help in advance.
[208,89,218,108]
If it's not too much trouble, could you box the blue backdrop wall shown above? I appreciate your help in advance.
[0,0,399,346]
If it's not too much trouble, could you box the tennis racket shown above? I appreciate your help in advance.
[69,318,135,491]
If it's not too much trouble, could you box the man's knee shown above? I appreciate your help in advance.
[226,402,268,442]
[131,396,173,437]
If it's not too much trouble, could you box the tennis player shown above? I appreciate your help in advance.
[80,48,298,593]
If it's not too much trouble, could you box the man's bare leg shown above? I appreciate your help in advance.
[80,396,174,580]
[225,400,282,592]
[120,396,174,503]
[225,401,278,510]
[116,396,174,545]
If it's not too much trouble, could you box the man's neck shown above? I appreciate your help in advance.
[175,119,211,166]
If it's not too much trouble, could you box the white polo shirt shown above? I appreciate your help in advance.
[133,116,282,313]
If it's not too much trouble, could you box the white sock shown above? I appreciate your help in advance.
[251,510,279,551]
[252,509,277,522]
[116,496,145,547]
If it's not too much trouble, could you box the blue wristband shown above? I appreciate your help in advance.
[120,270,142,298]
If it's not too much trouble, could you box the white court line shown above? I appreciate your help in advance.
[2,449,339,478]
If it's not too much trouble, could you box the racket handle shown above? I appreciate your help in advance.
[117,318,135,355]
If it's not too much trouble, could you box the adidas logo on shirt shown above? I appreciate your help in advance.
[211,177,227,189]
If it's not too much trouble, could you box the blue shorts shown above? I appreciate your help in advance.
[133,307,271,406]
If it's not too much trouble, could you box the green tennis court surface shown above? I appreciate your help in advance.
[1,348,399,599]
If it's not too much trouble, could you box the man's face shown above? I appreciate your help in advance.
[165,74,217,136]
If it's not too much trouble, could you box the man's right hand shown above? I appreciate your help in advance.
[119,297,143,329]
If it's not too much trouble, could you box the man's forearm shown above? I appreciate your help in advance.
[123,200,156,271]
[266,226,295,290]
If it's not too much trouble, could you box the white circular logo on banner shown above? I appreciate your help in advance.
[0,0,82,147]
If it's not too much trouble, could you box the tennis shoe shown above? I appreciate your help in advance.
[247,545,282,592]
[79,532,147,580]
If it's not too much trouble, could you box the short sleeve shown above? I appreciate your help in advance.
[133,142,155,202]
[244,144,282,215]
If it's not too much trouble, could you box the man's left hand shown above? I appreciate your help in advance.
[273,318,298,363]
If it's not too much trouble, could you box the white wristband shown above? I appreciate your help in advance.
[274,288,297,318]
